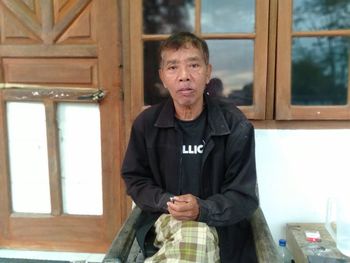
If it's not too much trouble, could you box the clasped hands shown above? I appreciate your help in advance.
[167,194,199,221]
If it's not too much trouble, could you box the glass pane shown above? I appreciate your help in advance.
[144,41,169,105]
[143,0,194,34]
[293,0,350,31]
[292,37,349,105]
[57,103,103,215]
[202,0,255,33]
[206,40,254,105]
[144,40,255,106]
[7,102,51,214]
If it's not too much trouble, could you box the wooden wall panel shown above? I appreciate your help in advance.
[0,0,93,45]
[0,0,42,44]
[3,58,98,86]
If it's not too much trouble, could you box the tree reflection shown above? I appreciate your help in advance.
[143,0,194,105]
[292,39,348,105]
[292,0,349,105]
[205,78,253,106]
[228,82,253,106]
[143,0,194,34]
[294,0,350,31]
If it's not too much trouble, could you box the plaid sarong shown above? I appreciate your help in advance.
[144,214,220,263]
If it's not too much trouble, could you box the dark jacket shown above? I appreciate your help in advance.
[122,95,259,262]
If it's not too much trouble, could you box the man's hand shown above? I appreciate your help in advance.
[167,194,199,221]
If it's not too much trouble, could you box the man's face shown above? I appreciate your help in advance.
[159,44,212,111]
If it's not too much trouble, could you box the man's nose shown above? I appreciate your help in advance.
[178,66,190,81]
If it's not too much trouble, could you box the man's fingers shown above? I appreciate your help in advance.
[167,194,199,221]
[168,206,197,220]
[167,201,190,212]
[174,194,196,203]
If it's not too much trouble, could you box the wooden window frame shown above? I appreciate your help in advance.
[126,0,350,126]
[128,0,269,124]
[276,0,350,120]
[0,86,111,251]
[1,86,103,215]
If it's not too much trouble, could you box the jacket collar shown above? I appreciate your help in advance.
[155,94,230,136]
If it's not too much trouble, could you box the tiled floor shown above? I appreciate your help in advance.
[0,249,105,263]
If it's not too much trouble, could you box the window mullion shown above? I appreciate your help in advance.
[195,0,201,34]
[276,0,293,120]
[45,100,62,216]
[265,0,279,120]
[0,91,11,234]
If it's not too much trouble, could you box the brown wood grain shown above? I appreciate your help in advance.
[0,0,125,253]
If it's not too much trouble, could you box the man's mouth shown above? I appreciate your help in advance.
[178,87,194,95]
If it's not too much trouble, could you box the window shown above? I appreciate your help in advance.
[276,0,350,120]
[3,89,103,216]
[129,0,269,120]
[127,0,350,123]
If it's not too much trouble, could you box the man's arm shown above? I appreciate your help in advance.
[121,117,172,213]
[197,121,258,226]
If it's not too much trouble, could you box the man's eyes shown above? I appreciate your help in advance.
[166,64,200,71]
[167,65,177,70]
[189,63,200,68]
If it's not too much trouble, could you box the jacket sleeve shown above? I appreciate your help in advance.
[121,116,172,213]
[197,120,259,226]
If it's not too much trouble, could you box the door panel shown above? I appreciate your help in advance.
[0,0,125,252]
[3,58,98,85]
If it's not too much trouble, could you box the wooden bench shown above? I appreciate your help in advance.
[103,206,281,263]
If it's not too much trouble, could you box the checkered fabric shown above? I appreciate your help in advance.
[144,214,220,263]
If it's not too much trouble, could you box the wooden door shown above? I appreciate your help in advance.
[0,0,126,252]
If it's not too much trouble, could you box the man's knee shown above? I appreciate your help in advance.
[146,215,220,262]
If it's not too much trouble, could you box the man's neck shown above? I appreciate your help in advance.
[175,104,204,121]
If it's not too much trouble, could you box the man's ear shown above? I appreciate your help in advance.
[159,68,166,89]
[206,64,212,84]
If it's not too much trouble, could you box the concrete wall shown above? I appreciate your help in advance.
[255,129,350,243]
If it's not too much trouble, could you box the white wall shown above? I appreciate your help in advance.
[7,102,350,245]
[255,129,350,244]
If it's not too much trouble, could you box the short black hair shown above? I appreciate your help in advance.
[159,32,209,67]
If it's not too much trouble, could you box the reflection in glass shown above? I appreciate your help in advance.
[206,40,254,105]
[202,0,255,33]
[143,0,194,34]
[144,41,169,105]
[144,40,254,106]
[293,0,350,31]
[292,37,349,105]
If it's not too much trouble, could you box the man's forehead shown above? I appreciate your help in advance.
[164,55,201,64]
[161,46,204,63]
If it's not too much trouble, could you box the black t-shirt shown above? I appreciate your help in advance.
[175,109,207,196]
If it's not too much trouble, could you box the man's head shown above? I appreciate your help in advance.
[159,32,210,67]
[158,32,212,120]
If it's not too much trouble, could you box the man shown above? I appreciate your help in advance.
[122,32,258,262]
